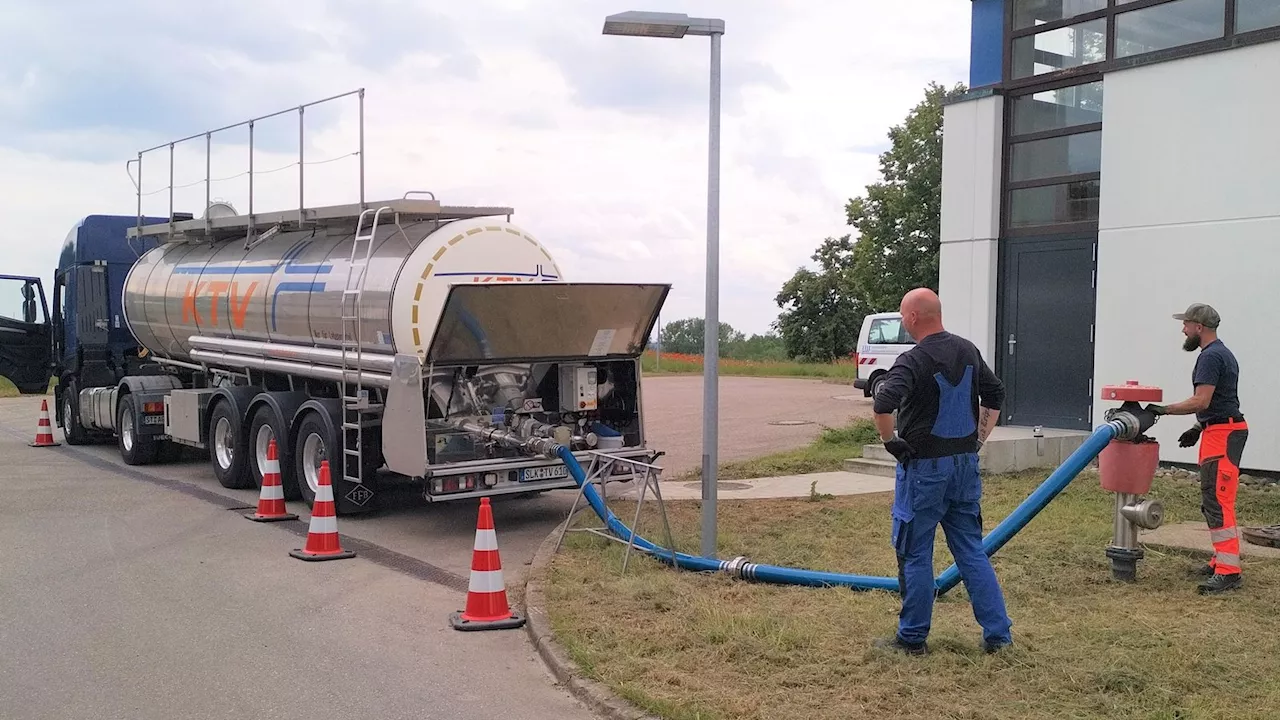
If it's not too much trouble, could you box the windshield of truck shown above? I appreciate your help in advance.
[0,277,46,325]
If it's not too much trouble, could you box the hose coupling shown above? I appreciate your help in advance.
[723,555,751,579]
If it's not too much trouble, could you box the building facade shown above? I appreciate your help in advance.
[940,0,1280,472]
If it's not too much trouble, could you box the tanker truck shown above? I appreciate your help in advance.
[60,195,669,514]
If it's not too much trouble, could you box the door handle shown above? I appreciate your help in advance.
[1007,334,1017,356]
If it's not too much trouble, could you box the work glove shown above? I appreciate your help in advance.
[1179,424,1202,448]
[1147,404,1168,416]
[884,434,915,465]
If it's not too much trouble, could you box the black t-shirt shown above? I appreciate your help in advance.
[873,330,1004,459]
[1193,339,1242,424]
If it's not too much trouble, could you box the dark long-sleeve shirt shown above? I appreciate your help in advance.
[872,330,1004,459]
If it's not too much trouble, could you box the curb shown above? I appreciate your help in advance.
[522,524,661,720]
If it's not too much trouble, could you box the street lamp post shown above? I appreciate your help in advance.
[603,10,724,559]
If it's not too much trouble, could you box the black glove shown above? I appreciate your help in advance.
[1147,404,1168,416]
[884,434,915,464]
[1178,424,1202,448]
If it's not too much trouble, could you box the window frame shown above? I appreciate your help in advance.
[1003,0,1280,90]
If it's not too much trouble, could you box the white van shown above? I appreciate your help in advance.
[852,311,915,398]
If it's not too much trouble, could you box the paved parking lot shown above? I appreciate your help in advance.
[0,376,871,719]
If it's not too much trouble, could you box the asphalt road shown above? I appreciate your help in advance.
[0,377,872,719]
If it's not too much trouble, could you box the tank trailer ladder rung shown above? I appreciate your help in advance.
[338,205,387,485]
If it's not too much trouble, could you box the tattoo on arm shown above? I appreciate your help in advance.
[978,407,997,442]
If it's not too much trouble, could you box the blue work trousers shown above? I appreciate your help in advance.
[891,452,1012,646]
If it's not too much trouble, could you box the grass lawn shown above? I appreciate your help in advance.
[544,468,1280,719]
[673,419,880,481]
[642,351,859,380]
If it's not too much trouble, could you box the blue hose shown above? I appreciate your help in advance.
[555,419,1122,595]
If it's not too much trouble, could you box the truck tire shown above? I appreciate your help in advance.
[209,399,254,489]
[247,403,301,500]
[117,394,159,465]
[61,380,91,446]
[293,411,378,515]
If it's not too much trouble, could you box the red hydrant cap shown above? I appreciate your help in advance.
[1100,382,1163,402]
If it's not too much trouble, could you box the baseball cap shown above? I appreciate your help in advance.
[1173,302,1220,329]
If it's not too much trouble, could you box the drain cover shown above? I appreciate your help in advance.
[768,420,814,426]
[682,481,753,491]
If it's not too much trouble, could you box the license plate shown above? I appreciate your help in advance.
[519,464,569,482]
[142,415,166,426]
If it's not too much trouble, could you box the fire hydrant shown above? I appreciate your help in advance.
[1098,380,1166,582]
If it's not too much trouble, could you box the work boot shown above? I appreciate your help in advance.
[873,635,928,656]
[982,639,1012,654]
[1197,573,1242,594]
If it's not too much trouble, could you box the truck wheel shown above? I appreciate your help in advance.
[61,381,91,446]
[294,412,377,515]
[117,394,159,465]
[248,404,300,500]
[209,400,253,489]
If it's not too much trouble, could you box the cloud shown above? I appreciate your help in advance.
[0,0,971,337]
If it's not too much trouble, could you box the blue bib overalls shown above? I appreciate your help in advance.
[890,366,1013,647]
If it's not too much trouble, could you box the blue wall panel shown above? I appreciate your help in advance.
[970,0,1004,88]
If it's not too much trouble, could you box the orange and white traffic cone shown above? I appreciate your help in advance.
[29,398,61,448]
[289,460,355,561]
[246,439,297,523]
[449,497,526,631]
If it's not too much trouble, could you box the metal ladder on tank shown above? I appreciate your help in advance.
[339,206,388,487]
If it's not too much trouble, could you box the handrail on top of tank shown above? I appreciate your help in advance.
[130,88,367,245]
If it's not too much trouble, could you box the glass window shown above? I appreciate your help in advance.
[1013,0,1107,30]
[1009,131,1102,182]
[1008,180,1101,227]
[1011,18,1107,78]
[1115,0,1226,58]
[1011,81,1105,136]
[0,278,46,325]
[868,318,907,345]
[1236,0,1280,33]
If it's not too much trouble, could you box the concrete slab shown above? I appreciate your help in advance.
[616,471,894,501]
[848,424,1091,475]
[1141,521,1280,561]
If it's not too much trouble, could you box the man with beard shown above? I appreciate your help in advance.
[1149,303,1247,594]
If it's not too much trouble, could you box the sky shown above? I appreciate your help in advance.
[0,0,970,337]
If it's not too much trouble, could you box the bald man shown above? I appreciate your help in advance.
[871,288,1012,656]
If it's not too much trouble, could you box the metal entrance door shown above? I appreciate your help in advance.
[999,236,1096,430]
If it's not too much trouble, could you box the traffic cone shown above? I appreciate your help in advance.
[289,460,355,561]
[246,439,297,523]
[449,497,526,631]
[29,398,61,447]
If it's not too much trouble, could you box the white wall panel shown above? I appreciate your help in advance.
[1096,40,1280,472]
[939,94,1003,361]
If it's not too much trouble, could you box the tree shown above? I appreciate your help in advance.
[658,318,744,356]
[772,234,870,362]
[845,81,968,311]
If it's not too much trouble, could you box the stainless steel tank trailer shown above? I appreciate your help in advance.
[73,91,670,515]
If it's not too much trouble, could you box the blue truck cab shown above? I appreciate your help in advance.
[50,215,166,443]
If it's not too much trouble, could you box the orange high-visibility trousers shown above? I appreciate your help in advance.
[1198,420,1249,575]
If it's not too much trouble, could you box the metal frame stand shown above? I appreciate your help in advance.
[554,451,677,575]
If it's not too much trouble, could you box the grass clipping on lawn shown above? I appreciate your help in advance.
[544,470,1280,720]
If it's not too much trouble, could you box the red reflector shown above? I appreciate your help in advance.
[143,402,164,413]
[444,477,458,492]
